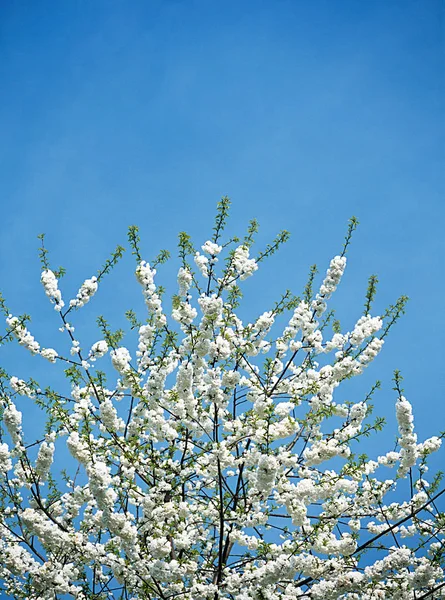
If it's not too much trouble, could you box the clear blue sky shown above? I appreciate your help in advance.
[0,1,444,470]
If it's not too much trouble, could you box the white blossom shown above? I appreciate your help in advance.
[177,266,193,296]
[136,261,166,326]
[3,402,22,446]
[201,240,222,256]
[232,245,258,280]
[110,347,132,374]
[35,441,55,481]
[89,339,108,359]
[256,454,278,496]
[41,347,58,363]
[99,398,124,432]
[311,255,346,316]
[350,315,382,346]
[41,270,64,311]
[396,395,418,476]
[10,376,34,397]
[194,252,209,277]
[0,443,12,473]
[6,315,40,354]
[69,276,98,308]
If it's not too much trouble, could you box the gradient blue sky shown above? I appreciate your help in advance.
[0,1,444,472]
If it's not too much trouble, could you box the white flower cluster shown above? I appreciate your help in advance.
[209,335,231,360]
[303,437,351,466]
[396,395,418,477]
[136,324,155,372]
[172,301,197,327]
[194,252,209,277]
[136,261,166,326]
[250,311,275,352]
[255,454,279,497]
[201,240,222,256]
[287,301,316,339]
[312,255,346,316]
[40,269,64,311]
[89,339,108,360]
[232,245,258,280]
[99,398,124,432]
[70,340,80,356]
[274,401,294,417]
[6,315,40,354]
[69,276,98,308]
[358,336,384,365]
[0,443,12,473]
[86,460,116,510]
[3,402,22,447]
[40,347,58,363]
[350,314,382,346]
[35,440,55,481]
[418,436,442,456]
[173,268,198,325]
[6,315,58,362]
[177,266,193,296]
[279,300,323,354]
[9,376,34,398]
[66,431,89,464]
[110,347,132,375]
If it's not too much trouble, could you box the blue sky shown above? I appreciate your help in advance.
[0,0,444,484]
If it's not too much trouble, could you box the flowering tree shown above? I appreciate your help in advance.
[0,198,444,600]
